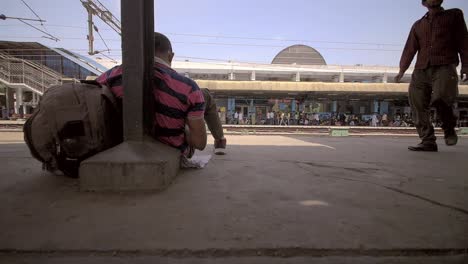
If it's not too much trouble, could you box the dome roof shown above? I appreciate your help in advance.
[272,44,327,66]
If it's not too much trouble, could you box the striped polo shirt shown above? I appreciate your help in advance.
[96,60,205,153]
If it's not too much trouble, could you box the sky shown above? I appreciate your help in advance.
[1,0,467,67]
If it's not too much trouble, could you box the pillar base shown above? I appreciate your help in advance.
[79,140,180,191]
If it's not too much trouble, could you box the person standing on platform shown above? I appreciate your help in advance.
[238,111,244,125]
[395,0,467,152]
[371,113,379,127]
[382,113,388,127]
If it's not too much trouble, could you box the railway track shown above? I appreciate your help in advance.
[0,122,24,131]
[0,121,457,135]
[223,125,424,135]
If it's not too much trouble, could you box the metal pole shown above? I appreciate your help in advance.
[7,59,11,82]
[41,69,44,93]
[5,86,10,119]
[121,0,154,141]
[87,7,95,55]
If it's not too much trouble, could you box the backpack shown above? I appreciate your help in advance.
[23,81,123,178]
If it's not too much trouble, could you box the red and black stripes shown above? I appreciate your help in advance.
[96,62,205,153]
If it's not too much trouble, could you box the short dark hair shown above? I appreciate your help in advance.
[154,32,172,54]
[422,0,443,6]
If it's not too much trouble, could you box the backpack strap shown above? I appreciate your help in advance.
[80,79,119,113]
[101,85,119,112]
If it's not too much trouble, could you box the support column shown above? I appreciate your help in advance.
[291,99,297,112]
[293,72,301,82]
[86,7,95,55]
[5,87,11,119]
[380,101,389,114]
[382,72,388,83]
[229,72,235,80]
[23,104,28,116]
[250,71,256,81]
[80,0,180,191]
[339,72,344,83]
[373,100,380,113]
[15,88,23,115]
[227,97,236,120]
[332,101,338,112]
[249,99,256,124]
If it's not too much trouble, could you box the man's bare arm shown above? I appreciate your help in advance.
[186,117,207,150]
[395,25,419,83]
[455,9,468,81]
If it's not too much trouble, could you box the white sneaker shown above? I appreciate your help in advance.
[214,138,227,155]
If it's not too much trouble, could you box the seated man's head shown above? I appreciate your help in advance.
[154,32,174,65]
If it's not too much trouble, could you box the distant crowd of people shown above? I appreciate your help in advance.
[227,110,419,127]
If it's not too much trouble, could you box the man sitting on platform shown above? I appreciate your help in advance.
[96,32,227,157]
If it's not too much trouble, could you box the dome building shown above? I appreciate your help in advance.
[271,44,327,66]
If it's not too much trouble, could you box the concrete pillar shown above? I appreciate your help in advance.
[0,86,4,119]
[5,87,12,119]
[249,99,255,124]
[294,72,301,82]
[332,101,338,112]
[227,97,236,119]
[380,101,389,114]
[15,88,23,115]
[229,72,235,80]
[80,0,180,192]
[382,73,388,83]
[373,100,380,113]
[339,72,344,83]
[250,71,256,81]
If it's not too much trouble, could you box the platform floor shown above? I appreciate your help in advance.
[1,133,467,263]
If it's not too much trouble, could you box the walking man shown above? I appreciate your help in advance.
[395,0,467,152]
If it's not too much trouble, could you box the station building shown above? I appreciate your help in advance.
[1,41,467,125]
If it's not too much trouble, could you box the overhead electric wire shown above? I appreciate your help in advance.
[0,16,45,22]
[19,0,43,25]
[0,23,404,47]
[16,19,59,41]
[93,24,111,53]
[19,0,59,42]
[0,35,402,52]
[166,32,403,47]
[1,51,399,67]
[98,52,118,63]
[170,41,401,52]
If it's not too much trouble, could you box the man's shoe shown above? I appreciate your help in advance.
[444,129,458,146]
[408,143,438,152]
[214,138,227,155]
